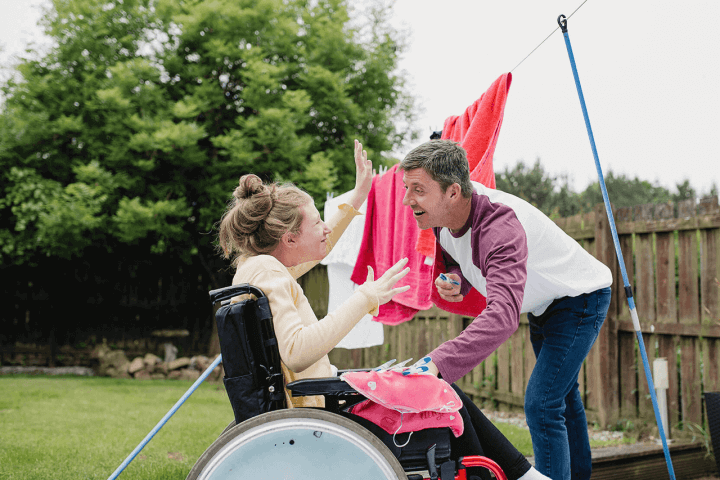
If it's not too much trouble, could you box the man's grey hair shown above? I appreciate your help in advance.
[399,140,474,198]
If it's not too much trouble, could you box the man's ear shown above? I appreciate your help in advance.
[448,183,462,200]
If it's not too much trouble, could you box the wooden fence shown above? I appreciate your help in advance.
[3,195,718,432]
[0,251,234,365]
[302,196,720,430]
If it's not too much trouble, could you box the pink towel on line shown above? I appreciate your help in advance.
[416,72,512,257]
[424,73,512,317]
[351,73,512,323]
[350,164,433,325]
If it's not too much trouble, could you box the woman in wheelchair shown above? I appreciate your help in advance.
[217,140,549,480]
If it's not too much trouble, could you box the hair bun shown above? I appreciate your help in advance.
[234,174,268,200]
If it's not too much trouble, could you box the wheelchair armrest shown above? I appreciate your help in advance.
[337,368,371,374]
[209,283,265,306]
[286,377,359,397]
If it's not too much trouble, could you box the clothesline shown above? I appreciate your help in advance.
[510,0,589,73]
[325,164,390,201]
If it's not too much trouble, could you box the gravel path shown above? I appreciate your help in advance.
[481,409,626,443]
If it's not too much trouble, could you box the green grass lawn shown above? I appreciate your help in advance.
[0,375,623,479]
[0,375,233,480]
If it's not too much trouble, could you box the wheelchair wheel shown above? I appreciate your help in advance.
[220,420,234,436]
[187,409,407,480]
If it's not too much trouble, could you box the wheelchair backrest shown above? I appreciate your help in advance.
[210,284,286,424]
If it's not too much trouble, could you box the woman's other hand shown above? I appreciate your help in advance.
[363,257,411,305]
[349,139,373,210]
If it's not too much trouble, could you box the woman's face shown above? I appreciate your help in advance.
[294,200,331,263]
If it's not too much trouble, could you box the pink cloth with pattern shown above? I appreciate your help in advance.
[424,73,513,317]
[341,370,464,437]
[349,165,433,325]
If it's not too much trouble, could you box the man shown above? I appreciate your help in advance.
[400,140,612,480]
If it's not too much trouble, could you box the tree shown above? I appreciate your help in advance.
[495,159,580,218]
[493,160,697,217]
[672,179,696,204]
[0,0,417,352]
[577,171,673,213]
[0,0,417,267]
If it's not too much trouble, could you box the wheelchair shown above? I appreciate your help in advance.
[186,284,507,480]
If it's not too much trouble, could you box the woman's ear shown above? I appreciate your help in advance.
[281,230,297,249]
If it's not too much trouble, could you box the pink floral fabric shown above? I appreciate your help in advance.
[341,370,464,437]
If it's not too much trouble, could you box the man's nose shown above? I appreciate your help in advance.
[402,190,411,205]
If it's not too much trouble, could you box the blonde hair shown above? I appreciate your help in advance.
[218,174,311,264]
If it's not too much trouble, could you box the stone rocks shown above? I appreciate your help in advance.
[168,357,191,371]
[143,353,161,368]
[100,349,221,382]
[93,344,130,377]
[128,357,145,374]
[134,369,152,380]
[1,343,222,382]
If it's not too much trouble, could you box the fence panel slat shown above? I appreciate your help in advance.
[678,200,700,324]
[658,335,680,436]
[511,326,525,397]
[329,347,351,370]
[417,316,429,363]
[496,340,511,402]
[634,204,656,324]
[468,363,483,396]
[637,332,657,420]
[700,226,719,323]
[615,207,634,322]
[485,351,497,391]
[680,337,702,425]
[655,231,677,323]
[523,318,536,396]
[619,233,635,322]
[619,332,638,418]
[703,338,720,397]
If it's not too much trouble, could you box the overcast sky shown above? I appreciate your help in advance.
[381,0,719,195]
[2,0,718,195]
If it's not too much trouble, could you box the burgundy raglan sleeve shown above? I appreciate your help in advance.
[430,205,529,384]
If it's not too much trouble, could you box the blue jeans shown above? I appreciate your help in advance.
[524,287,611,480]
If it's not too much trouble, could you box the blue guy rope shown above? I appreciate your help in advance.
[107,354,223,480]
[556,14,676,479]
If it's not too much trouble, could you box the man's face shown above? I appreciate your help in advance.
[402,168,453,230]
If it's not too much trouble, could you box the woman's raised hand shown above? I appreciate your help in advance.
[349,139,373,210]
[364,257,411,306]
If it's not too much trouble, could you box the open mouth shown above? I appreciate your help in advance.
[413,210,425,217]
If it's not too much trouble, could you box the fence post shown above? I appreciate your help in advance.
[594,203,620,427]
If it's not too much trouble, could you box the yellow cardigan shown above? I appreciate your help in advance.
[232,204,379,408]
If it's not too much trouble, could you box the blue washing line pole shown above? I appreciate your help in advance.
[556,14,676,479]
[107,354,223,480]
